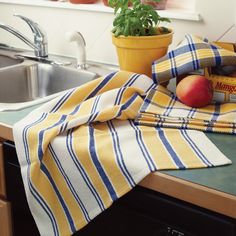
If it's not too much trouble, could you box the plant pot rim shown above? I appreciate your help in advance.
[112,28,173,49]
[112,28,173,40]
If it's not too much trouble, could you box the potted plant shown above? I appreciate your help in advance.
[109,0,173,78]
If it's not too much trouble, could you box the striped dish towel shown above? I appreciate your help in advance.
[135,85,236,133]
[13,71,232,236]
[152,34,236,84]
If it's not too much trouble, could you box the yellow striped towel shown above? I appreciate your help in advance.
[135,85,236,133]
[13,71,232,236]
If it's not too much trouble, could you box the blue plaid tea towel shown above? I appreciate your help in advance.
[152,34,236,84]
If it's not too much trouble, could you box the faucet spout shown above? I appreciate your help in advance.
[65,31,86,69]
[0,22,38,52]
[0,14,48,58]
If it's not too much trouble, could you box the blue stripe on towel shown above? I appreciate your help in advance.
[38,115,67,161]
[156,127,186,169]
[129,120,156,171]
[211,102,221,122]
[87,71,118,99]
[29,179,59,236]
[48,144,91,223]
[169,50,178,77]
[51,88,76,113]
[22,113,59,236]
[67,72,118,116]
[152,61,158,84]
[40,163,77,233]
[185,35,197,70]
[116,74,142,106]
[180,129,213,167]
[210,44,222,65]
[186,34,200,70]
[23,113,47,166]
[59,122,69,134]
[66,129,106,211]
[123,73,140,87]
[117,93,140,117]
[107,121,136,187]
[115,87,127,106]
[140,89,156,113]
[70,103,82,116]
[87,95,101,123]
[206,102,221,132]
[89,126,118,201]
[163,94,178,117]
[115,74,140,106]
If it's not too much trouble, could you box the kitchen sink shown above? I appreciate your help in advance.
[0,47,117,108]
[0,63,98,103]
[0,54,23,68]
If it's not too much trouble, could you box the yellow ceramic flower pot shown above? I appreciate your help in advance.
[112,29,173,78]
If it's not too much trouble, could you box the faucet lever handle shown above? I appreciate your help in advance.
[14,14,48,57]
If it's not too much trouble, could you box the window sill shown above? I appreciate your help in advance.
[0,0,201,21]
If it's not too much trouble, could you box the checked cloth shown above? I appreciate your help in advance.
[13,71,232,236]
[135,85,236,133]
[152,34,236,84]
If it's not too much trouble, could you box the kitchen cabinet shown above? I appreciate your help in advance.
[0,141,6,198]
[0,199,12,236]
[0,142,12,236]
[3,141,39,236]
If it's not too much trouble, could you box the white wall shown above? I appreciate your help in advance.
[0,0,236,65]
[235,0,236,26]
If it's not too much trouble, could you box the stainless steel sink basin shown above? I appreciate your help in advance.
[0,63,98,103]
[0,55,23,68]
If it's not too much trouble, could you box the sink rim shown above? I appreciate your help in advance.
[0,54,24,68]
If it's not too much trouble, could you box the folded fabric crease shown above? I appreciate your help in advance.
[135,85,236,133]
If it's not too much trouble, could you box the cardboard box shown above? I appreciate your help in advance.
[205,42,236,103]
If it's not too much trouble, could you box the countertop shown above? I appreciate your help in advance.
[1,105,236,219]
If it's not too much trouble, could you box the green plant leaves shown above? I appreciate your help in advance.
[109,0,171,37]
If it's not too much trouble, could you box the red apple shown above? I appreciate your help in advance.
[176,75,213,108]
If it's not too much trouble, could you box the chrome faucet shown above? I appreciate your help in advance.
[0,14,48,58]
